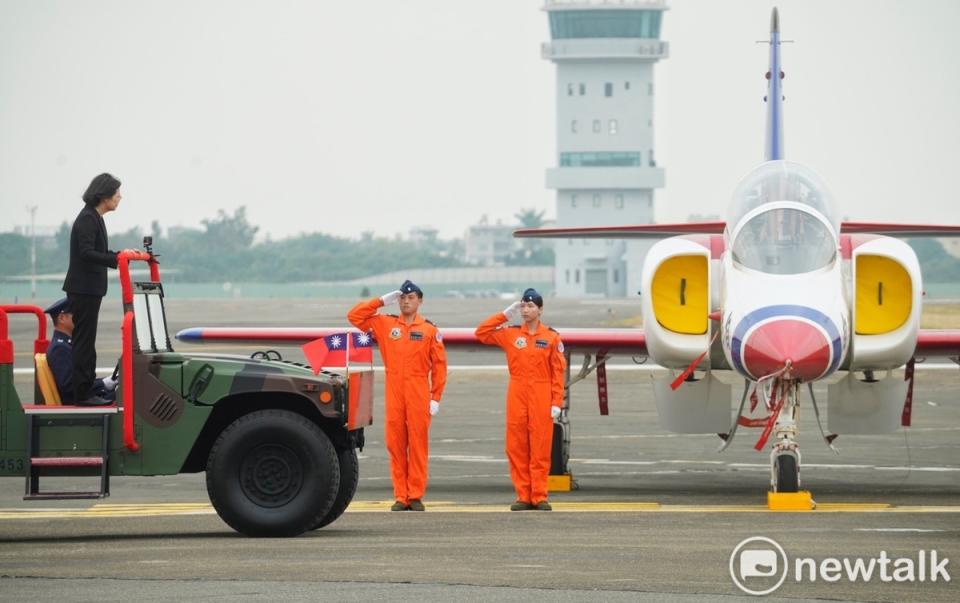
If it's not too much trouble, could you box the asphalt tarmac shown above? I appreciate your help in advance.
[1,297,958,601]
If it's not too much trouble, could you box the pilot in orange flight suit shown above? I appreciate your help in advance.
[348,280,447,512]
[475,288,566,511]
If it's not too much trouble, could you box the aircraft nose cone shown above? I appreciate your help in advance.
[743,319,830,380]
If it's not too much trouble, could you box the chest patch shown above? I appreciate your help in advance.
[409,331,424,341]
[514,337,527,350]
[535,339,548,349]
[389,327,402,340]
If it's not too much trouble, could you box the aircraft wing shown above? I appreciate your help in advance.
[513,222,726,239]
[511,221,960,239]
[840,222,960,236]
[176,327,647,355]
[915,330,960,357]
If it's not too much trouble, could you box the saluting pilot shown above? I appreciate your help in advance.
[475,288,566,511]
[347,280,447,512]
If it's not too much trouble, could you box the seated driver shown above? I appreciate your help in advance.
[44,298,117,405]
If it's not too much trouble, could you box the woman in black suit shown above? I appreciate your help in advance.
[62,173,131,405]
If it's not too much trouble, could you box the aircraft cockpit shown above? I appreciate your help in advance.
[727,161,839,275]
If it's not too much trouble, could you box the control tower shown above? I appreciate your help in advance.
[542,0,668,297]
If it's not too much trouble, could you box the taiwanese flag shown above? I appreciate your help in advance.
[349,331,376,363]
[302,333,348,374]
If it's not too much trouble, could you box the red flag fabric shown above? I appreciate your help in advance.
[349,331,376,363]
[301,333,348,374]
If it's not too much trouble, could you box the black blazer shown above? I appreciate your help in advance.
[62,205,118,296]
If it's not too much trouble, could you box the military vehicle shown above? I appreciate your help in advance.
[0,244,373,537]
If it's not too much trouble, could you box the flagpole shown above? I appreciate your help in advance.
[345,331,351,379]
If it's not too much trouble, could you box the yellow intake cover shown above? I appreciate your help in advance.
[855,254,912,335]
[651,254,708,335]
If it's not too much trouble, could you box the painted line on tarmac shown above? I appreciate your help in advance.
[2,501,960,520]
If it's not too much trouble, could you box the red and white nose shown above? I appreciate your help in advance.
[742,319,830,381]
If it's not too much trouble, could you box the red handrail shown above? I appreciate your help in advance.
[115,249,158,452]
[0,305,50,362]
[115,250,157,453]
[117,250,159,305]
[0,309,11,364]
[121,310,139,452]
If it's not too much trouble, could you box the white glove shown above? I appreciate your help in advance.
[380,290,402,305]
[429,400,440,416]
[102,376,117,391]
[551,406,562,420]
[503,301,522,322]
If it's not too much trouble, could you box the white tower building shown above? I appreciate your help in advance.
[542,0,668,297]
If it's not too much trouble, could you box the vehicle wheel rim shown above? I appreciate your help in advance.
[240,444,303,507]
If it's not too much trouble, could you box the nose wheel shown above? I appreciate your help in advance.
[772,451,799,492]
[769,380,801,493]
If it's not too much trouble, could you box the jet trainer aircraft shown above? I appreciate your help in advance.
[178,8,960,495]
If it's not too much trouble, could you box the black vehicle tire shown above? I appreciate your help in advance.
[206,409,340,537]
[774,454,799,493]
[311,446,359,530]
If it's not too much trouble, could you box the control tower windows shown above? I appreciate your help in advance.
[609,119,618,135]
[615,194,624,209]
[560,152,642,167]
[579,83,586,96]
[549,10,663,39]
[592,120,601,133]
[571,120,578,133]
[567,83,574,96]
[605,82,613,97]
[625,81,631,91]
[571,194,578,208]
[592,194,601,208]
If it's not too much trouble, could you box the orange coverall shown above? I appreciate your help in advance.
[348,298,447,504]
[475,312,566,505]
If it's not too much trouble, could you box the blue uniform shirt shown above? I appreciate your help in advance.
[46,330,75,403]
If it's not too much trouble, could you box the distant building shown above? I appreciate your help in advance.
[542,0,669,297]
[464,215,517,266]
[409,225,439,246]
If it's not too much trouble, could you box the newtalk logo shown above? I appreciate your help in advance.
[729,536,951,596]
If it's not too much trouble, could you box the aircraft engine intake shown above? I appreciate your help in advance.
[641,238,712,368]
[848,236,921,370]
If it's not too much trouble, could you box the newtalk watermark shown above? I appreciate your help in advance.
[729,536,951,596]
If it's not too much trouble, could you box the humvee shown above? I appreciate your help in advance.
[0,247,373,537]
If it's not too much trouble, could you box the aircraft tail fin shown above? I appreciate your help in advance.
[764,7,784,161]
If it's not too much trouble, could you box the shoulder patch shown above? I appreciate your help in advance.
[548,327,558,333]
[424,318,436,326]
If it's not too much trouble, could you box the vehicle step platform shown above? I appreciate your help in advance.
[30,456,104,468]
[23,492,108,500]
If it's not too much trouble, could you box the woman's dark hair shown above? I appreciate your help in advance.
[82,173,121,206]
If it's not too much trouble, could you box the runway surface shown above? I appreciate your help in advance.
[1,297,958,601]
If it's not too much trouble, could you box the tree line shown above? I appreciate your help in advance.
[0,207,553,283]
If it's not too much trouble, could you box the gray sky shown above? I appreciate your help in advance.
[1,0,958,240]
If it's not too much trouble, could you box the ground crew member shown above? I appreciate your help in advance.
[43,298,117,404]
[347,280,447,512]
[475,287,566,511]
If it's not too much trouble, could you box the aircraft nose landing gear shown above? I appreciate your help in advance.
[767,379,815,510]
